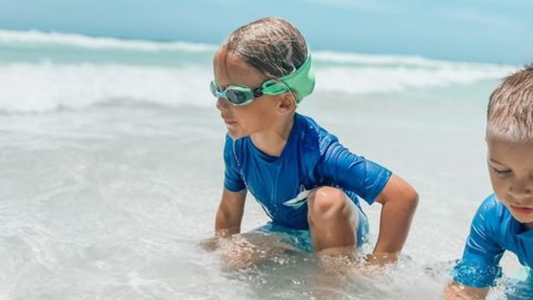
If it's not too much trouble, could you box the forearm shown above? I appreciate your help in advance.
[373,188,418,254]
[215,207,242,237]
[214,189,246,238]
[444,282,488,300]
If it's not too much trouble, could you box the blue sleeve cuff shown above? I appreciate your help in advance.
[362,161,392,205]
[224,180,246,193]
[452,259,502,288]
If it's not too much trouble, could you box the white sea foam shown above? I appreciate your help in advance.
[0,29,216,52]
[313,51,513,69]
[0,63,213,113]
[314,51,447,66]
[0,61,517,113]
[315,65,516,94]
[0,30,519,113]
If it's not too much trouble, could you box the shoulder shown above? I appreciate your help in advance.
[224,133,247,153]
[223,134,236,153]
[476,194,507,222]
[295,113,340,152]
[223,134,246,165]
[472,194,509,241]
[223,134,235,159]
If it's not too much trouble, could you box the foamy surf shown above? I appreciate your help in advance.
[0,29,216,52]
[0,62,213,113]
[0,29,518,113]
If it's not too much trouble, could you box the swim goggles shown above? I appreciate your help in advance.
[210,55,315,106]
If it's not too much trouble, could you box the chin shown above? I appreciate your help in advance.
[227,132,240,139]
[515,215,533,225]
[225,123,257,139]
[226,129,246,140]
[507,209,533,225]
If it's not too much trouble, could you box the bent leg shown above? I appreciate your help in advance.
[307,186,360,255]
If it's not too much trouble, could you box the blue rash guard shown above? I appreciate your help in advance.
[223,113,392,230]
[453,194,533,288]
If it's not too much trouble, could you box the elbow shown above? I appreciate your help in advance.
[406,186,419,212]
[378,175,419,211]
[409,186,419,205]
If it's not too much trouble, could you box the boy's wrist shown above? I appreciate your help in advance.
[364,252,399,267]
[215,227,239,238]
[200,229,236,252]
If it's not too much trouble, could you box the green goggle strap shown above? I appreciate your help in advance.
[261,55,315,104]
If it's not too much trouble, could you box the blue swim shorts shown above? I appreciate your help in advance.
[250,204,369,253]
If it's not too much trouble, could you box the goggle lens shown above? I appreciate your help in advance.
[225,89,248,105]
[210,81,255,106]
[209,81,218,98]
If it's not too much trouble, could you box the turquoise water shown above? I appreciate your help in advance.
[0,29,528,299]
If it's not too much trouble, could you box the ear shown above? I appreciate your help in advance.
[277,93,297,115]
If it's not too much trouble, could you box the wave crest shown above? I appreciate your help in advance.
[0,30,518,113]
[0,29,216,52]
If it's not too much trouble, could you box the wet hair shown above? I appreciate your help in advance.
[221,17,308,78]
[487,64,533,141]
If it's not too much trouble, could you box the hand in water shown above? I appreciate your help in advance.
[364,252,398,267]
[444,283,485,300]
[218,237,263,268]
[200,233,300,268]
[350,253,400,276]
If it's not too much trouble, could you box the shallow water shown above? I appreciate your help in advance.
[0,98,524,300]
[0,30,527,299]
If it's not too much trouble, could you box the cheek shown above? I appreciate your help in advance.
[236,106,265,124]
[232,109,250,125]
[228,110,257,135]
[232,98,276,130]
[489,176,508,199]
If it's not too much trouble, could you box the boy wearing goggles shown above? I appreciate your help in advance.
[211,17,418,266]
[445,66,533,299]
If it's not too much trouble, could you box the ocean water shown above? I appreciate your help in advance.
[0,30,527,300]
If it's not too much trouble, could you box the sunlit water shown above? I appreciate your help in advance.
[0,30,528,299]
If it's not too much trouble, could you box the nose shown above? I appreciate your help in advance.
[509,181,533,204]
[216,97,230,111]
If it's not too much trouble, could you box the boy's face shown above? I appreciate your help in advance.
[487,133,533,229]
[213,49,282,139]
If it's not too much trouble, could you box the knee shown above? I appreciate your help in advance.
[308,187,350,221]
